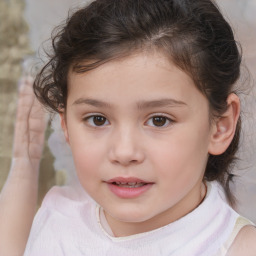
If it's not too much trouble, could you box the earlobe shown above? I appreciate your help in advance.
[208,93,240,155]
[59,113,70,144]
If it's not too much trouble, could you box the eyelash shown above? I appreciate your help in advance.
[82,114,174,128]
[83,114,110,127]
[145,114,173,128]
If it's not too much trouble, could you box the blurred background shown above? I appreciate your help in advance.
[0,0,255,221]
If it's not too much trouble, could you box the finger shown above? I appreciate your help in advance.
[29,96,48,141]
[13,79,34,157]
[13,76,46,158]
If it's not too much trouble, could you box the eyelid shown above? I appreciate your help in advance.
[82,112,105,118]
[82,113,110,127]
[147,112,175,120]
[145,113,175,128]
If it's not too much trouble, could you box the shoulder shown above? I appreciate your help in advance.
[227,225,256,256]
[40,184,92,216]
[25,185,95,252]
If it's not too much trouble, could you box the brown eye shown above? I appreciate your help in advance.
[93,116,107,126]
[146,116,171,127]
[85,115,109,127]
[152,116,167,126]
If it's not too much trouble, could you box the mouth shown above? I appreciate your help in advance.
[111,181,147,188]
[106,177,152,187]
[106,177,154,198]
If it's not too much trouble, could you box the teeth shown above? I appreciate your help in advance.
[128,182,136,186]
[114,182,145,188]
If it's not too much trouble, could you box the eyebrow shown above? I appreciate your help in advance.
[137,98,187,109]
[72,98,111,108]
[72,98,187,109]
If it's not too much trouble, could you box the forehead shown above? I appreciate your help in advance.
[66,52,205,108]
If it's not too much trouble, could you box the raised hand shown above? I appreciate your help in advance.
[12,75,47,173]
[0,75,48,255]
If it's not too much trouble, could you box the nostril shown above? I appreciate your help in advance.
[108,140,145,166]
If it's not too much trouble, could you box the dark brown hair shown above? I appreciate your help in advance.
[34,0,242,204]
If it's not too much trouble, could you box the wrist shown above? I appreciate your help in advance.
[9,158,40,180]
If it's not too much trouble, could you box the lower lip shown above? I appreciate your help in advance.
[107,183,153,199]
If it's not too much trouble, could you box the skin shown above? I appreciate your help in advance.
[61,52,241,238]
[227,226,256,256]
[0,76,47,256]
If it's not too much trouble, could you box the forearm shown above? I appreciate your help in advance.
[0,159,39,256]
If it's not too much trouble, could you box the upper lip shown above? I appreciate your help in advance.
[106,177,153,184]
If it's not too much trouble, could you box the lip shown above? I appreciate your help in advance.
[106,177,154,199]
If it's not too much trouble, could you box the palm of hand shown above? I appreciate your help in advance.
[13,76,47,171]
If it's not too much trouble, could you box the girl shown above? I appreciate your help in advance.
[23,0,256,254]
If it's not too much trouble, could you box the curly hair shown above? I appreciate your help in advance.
[34,0,242,204]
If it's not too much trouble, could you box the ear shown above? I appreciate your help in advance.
[60,113,70,144]
[208,93,240,155]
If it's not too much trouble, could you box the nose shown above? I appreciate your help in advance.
[108,126,145,166]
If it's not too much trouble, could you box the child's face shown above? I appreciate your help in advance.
[63,53,215,236]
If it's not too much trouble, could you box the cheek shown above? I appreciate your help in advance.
[68,134,104,182]
[68,124,104,162]
[66,119,110,184]
[71,145,102,195]
[150,129,209,180]
[151,139,206,203]
[71,143,102,171]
